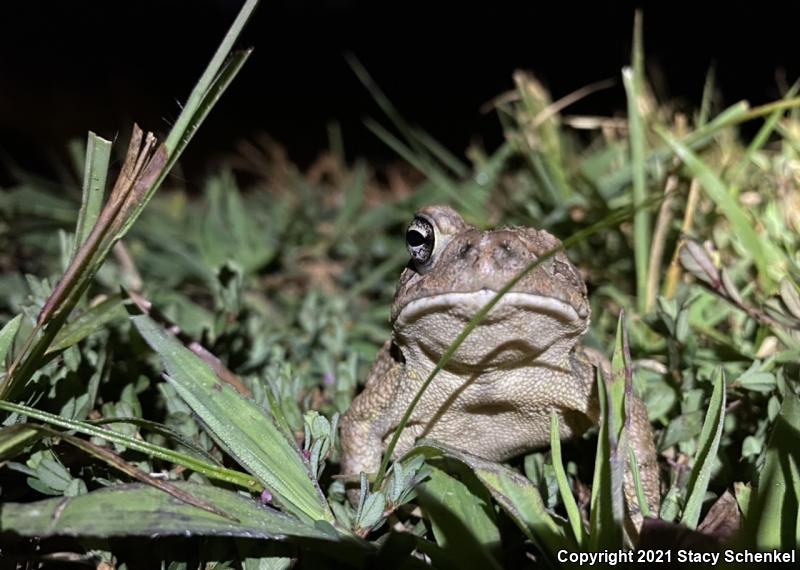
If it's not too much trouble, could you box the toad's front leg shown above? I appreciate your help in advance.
[339,342,410,479]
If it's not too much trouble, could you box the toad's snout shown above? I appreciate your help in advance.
[450,230,533,275]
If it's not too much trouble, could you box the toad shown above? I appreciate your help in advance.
[340,205,659,518]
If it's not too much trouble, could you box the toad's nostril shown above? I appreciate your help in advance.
[493,240,517,263]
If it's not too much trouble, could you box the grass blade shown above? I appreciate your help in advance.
[609,313,629,440]
[0,400,259,492]
[164,0,258,156]
[512,72,572,203]
[729,80,800,196]
[72,132,111,254]
[29,424,237,521]
[140,49,252,226]
[598,100,749,195]
[410,126,469,177]
[0,135,166,399]
[589,313,630,549]
[697,64,716,127]
[364,118,481,218]
[550,412,586,547]
[348,53,485,219]
[345,53,428,160]
[589,369,625,550]
[622,12,650,313]
[680,368,726,529]
[0,1,259,402]
[657,127,783,286]
[89,416,221,465]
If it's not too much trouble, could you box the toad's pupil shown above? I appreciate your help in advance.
[407,230,426,247]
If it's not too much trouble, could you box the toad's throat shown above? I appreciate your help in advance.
[394,290,586,369]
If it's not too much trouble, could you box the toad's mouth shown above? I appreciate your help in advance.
[394,290,586,369]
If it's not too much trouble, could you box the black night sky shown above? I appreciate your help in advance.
[0,0,797,186]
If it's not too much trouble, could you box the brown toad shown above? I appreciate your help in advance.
[340,205,659,517]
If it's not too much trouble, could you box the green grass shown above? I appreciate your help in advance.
[2,8,800,568]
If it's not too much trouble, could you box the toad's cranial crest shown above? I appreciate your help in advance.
[339,205,659,528]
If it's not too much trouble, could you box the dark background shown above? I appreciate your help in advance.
[0,0,796,186]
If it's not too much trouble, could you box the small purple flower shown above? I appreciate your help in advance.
[302,449,312,461]
[260,488,273,504]
[323,371,336,387]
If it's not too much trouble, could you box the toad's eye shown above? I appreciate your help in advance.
[406,216,435,266]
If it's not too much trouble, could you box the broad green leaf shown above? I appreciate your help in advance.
[132,315,333,523]
[34,457,73,492]
[680,368,726,529]
[413,441,573,565]
[47,296,126,353]
[736,371,776,393]
[416,463,501,569]
[0,314,22,369]
[242,557,292,570]
[1,482,332,541]
[658,410,704,451]
[355,488,385,532]
[742,389,800,549]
